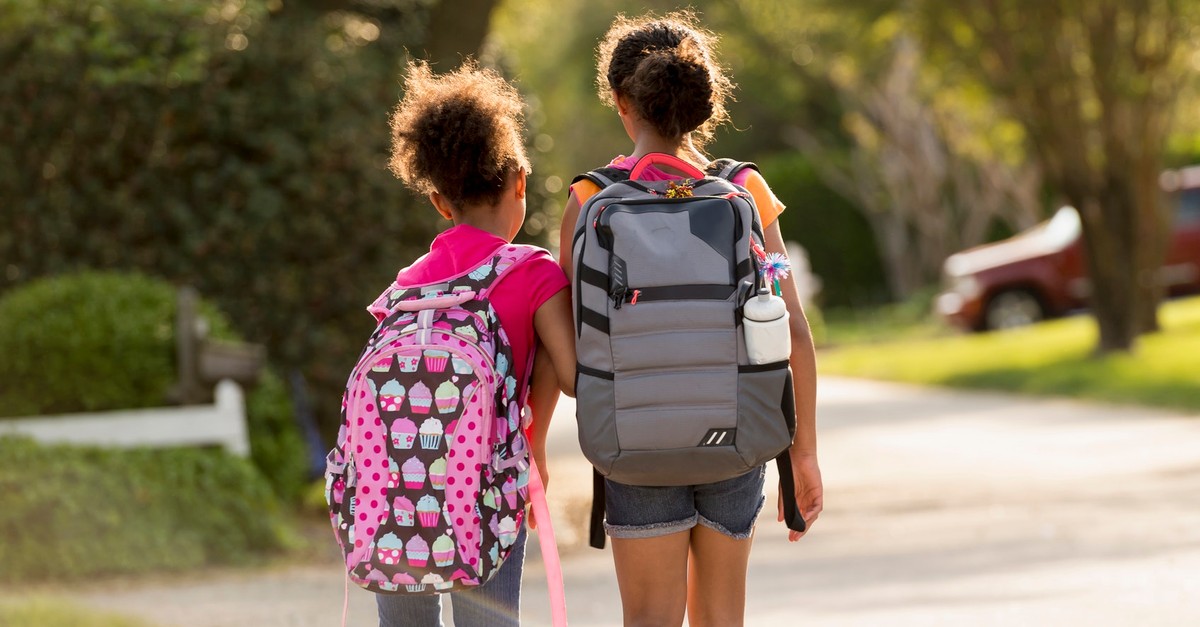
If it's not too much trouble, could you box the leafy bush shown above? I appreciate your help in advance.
[0,436,293,582]
[0,271,235,417]
[0,271,311,502]
[246,369,315,503]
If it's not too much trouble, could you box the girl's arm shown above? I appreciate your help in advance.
[525,342,558,529]
[764,221,824,541]
[558,193,581,281]
[532,289,576,398]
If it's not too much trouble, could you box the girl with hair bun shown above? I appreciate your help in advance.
[558,12,823,626]
[376,59,576,627]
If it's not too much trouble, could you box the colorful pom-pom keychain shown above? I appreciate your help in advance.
[762,252,791,296]
[749,239,791,296]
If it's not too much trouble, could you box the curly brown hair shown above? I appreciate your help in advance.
[389,60,531,209]
[595,11,734,148]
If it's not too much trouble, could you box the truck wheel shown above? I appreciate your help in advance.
[984,289,1044,331]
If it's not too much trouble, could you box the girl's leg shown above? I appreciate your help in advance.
[685,466,765,627]
[611,532,691,627]
[685,525,755,627]
[377,593,443,627]
[450,526,528,627]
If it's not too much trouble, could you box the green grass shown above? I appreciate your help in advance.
[0,599,153,627]
[818,295,1200,412]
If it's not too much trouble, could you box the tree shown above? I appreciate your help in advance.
[720,1,1042,300]
[0,0,501,435]
[918,0,1193,352]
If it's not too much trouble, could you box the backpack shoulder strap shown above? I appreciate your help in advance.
[570,167,629,191]
[705,158,759,181]
[479,244,543,298]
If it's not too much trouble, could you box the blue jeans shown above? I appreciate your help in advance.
[376,526,527,627]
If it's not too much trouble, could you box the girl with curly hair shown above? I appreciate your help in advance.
[377,59,576,627]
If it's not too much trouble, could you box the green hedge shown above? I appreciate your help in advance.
[0,436,293,582]
[0,271,235,417]
[0,271,311,502]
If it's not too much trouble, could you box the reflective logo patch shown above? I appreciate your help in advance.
[698,428,736,447]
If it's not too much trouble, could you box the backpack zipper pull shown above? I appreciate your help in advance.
[629,289,641,306]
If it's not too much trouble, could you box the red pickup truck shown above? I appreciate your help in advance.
[936,169,1200,331]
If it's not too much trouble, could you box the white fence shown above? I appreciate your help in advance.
[0,380,250,456]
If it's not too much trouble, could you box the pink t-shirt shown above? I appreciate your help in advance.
[392,224,569,390]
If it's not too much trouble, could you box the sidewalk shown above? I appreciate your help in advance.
[27,377,1200,626]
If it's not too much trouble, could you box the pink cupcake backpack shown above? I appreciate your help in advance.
[325,243,566,625]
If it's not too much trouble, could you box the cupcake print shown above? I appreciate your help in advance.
[468,263,493,280]
[482,486,500,511]
[406,535,430,567]
[451,355,473,375]
[409,382,433,414]
[401,457,426,489]
[429,457,447,491]
[393,496,415,527]
[495,353,509,378]
[386,457,400,489]
[422,572,452,591]
[455,325,478,342]
[502,475,518,509]
[397,355,421,372]
[393,572,421,593]
[378,380,406,412]
[432,534,456,567]
[435,381,460,414]
[419,417,444,450]
[495,515,518,548]
[371,356,393,373]
[516,469,529,499]
[390,417,418,450]
[417,494,441,528]
[376,532,404,565]
[424,349,450,372]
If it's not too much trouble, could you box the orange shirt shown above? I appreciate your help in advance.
[569,163,786,228]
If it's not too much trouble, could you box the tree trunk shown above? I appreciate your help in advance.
[422,0,500,68]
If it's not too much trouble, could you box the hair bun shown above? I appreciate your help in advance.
[628,44,714,138]
[596,12,733,146]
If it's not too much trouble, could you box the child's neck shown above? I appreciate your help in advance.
[454,208,512,242]
[629,133,707,166]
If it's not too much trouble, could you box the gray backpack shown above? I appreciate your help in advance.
[570,154,805,546]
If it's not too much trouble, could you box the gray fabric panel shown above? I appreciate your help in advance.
[575,372,618,474]
[576,281,614,371]
[735,366,794,467]
[610,300,732,337]
[612,329,734,372]
[606,447,752,487]
[614,368,735,410]
[609,212,731,287]
[615,403,735,450]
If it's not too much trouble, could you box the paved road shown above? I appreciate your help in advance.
[26,377,1200,626]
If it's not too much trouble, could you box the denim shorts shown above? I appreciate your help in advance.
[603,465,766,540]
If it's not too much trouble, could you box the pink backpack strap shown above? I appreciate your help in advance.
[479,243,542,298]
[527,455,568,627]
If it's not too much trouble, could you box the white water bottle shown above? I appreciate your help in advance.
[743,288,791,364]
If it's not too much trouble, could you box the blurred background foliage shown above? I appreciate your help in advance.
[2,0,1199,437]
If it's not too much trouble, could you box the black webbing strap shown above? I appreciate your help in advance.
[633,284,735,302]
[578,264,609,291]
[589,468,607,549]
[580,306,609,334]
[775,452,807,534]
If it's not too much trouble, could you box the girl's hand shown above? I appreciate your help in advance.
[778,451,822,542]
